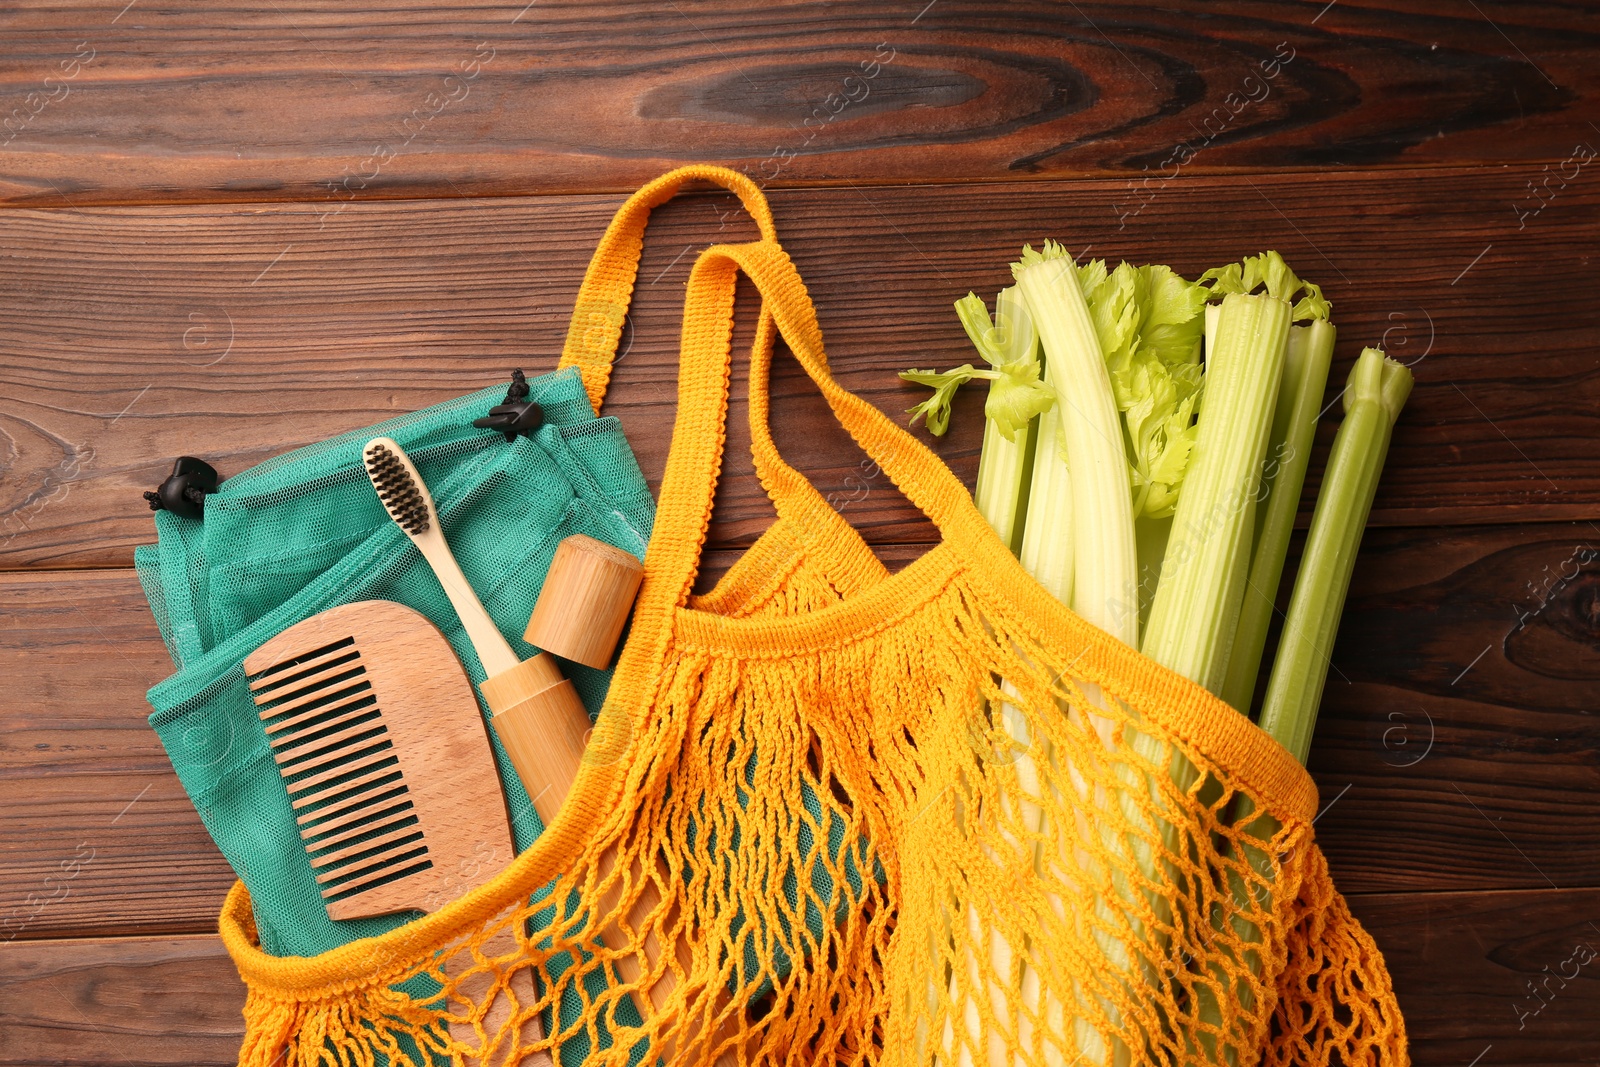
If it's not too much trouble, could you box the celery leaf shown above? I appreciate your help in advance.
[903,288,1054,439]
[1199,250,1330,322]
[1075,259,1208,519]
[984,363,1055,439]
[900,365,980,437]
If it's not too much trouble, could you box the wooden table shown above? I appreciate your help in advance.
[1,3,1596,1064]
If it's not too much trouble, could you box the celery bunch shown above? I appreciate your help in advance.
[903,245,1410,1067]
[902,246,1382,734]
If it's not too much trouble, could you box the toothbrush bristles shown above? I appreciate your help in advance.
[364,443,431,535]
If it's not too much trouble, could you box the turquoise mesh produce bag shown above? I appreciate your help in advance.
[138,368,654,960]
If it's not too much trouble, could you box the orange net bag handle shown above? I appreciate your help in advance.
[633,237,982,613]
[557,166,778,411]
[556,165,855,547]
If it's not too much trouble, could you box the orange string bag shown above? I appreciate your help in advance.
[217,166,1406,1067]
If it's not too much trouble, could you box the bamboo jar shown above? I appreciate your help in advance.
[523,534,644,669]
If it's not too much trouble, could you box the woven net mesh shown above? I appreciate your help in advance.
[221,519,1405,1067]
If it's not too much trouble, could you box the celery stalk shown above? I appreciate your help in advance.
[971,288,1042,554]
[1013,243,1138,647]
[1134,516,1171,636]
[918,288,1051,1067]
[1258,348,1412,762]
[1167,255,1333,1066]
[1018,403,1073,603]
[1132,291,1288,1066]
[1015,245,1165,1067]
[1194,347,1410,1067]
[1143,292,1291,692]
[976,416,1038,555]
[1218,319,1336,715]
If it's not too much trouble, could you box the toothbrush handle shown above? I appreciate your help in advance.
[414,525,520,678]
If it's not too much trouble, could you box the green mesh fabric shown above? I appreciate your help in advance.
[140,369,654,963]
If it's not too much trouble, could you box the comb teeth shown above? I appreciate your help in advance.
[363,442,431,535]
[247,636,433,904]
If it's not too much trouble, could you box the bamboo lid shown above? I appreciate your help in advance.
[524,535,644,669]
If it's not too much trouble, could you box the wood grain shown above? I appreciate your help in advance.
[0,935,245,1067]
[1345,888,1600,1067]
[2,167,1598,570]
[5,524,1597,937]
[0,1,1595,206]
[5,889,1597,1067]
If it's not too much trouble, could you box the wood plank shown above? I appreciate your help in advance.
[1303,520,1600,895]
[0,935,244,1067]
[0,570,236,941]
[1343,888,1600,1067]
[2,168,1598,570]
[4,889,1596,1067]
[0,1,1595,205]
[1350,883,1600,1067]
[0,550,908,940]
[4,522,1598,936]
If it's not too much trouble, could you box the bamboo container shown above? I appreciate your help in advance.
[480,533,642,828]
[481,654,591,819]
[480,537,670,1001]
[523,535,644,669]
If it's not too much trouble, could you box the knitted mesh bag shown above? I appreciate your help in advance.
[143,371,654,968]
[218,167,1407,1067]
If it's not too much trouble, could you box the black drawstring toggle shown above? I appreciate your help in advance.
[473,369,544,442]
[143,457,222,521]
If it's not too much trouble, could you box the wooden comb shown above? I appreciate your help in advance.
[245,600,549,1065]
[244,599,514,919]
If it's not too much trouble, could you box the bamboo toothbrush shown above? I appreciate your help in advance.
[363,438,520,679]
